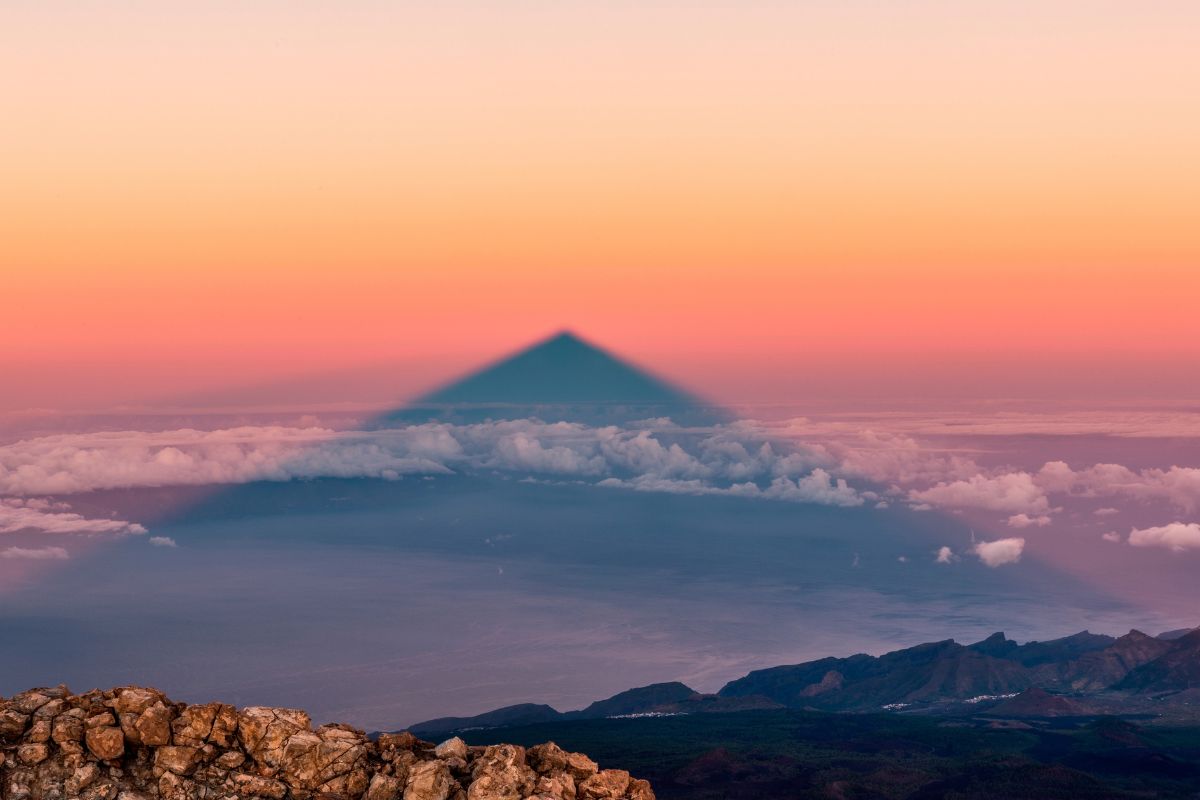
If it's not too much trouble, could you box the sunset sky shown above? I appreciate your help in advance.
[5,1,1199,410]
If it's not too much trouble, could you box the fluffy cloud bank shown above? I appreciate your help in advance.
[0,422,865,509]
[6,417,1196,537]
[598,469,862,507]
[1127,523,1200,552]
[973,537,1025,567]
[1036,462,1200,513]
[907,473,1049,515]
[0,498,147,536]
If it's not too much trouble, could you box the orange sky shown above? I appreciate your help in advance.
[3,2,1199,410]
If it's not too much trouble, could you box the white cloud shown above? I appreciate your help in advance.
[1094,507,1120,516]
[1035,462,1200,512]
[1127,522,1200,553]
[1101,531,1122,543]
[1007,513,1051,528]
[0,426,453,495]
[1,546,69,560]
[149,536,178,548]
[759,471,863,507]
[0,422,867,509]
[8,417,1198,526]
[490,432,606,476]
[935,546,956,564]
[0,498,146,536]
[597,470,863,507]
[908,473,1050,515]
[973,537,1025,567]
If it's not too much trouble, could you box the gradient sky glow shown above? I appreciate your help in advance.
[4,1,1199,410]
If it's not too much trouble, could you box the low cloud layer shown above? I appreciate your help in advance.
[1,545,69,560]
[908,473,1050,515]
[1,498,147,536]
[3,418,1198,558]
[0,422,861,509]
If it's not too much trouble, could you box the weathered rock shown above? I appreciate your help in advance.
[9,691,53,715]
[85,726,125,761]
[233,772,288,798]
[627,778,655,800]
[0,709,30,740]
[115,688,164,716]
[51,709,85,745]
[65,762,101,796]
[87,712,117,729]
[237,706,311,776]
[366,772,405,800]
[579,769,632,800]
[435,737,469,761]
[535,772,577,800]
[1,685,653,800]
[135,702,174,746]
[468,744,535,800]
[405,759,453,800]
[25,719,51,744]
[154,745,202,776]
[16,743,50,765]
[171,702,216,746]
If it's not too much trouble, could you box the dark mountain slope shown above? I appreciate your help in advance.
[409,702,562,737]
[719,639,1034,710]
[409,623,1200,738]
[570,682,700,718]
[967,630,1118,667]
[984,687,1089,717]
[1035,630,1176,692]
[1116,629,1200,692]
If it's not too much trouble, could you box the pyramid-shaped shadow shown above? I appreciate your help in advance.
[379,330,729,427]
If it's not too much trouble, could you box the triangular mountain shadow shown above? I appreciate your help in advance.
[379,330,728,426]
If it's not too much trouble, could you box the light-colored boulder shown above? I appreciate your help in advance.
[468,744,535,800]
[237,706,312,775]
[365,772,405,800]
[85,725,125,761]
[16,743,50,765]
[535,772,576,800]
[52,709,86,745]
[435,736,469,761]
[405,759,454,800]
[232,773,288,799]
[154,745,202,776]
[578,769,631,800]
[135,702,174,746]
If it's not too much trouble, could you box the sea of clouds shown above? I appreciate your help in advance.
[2,417,1199,563]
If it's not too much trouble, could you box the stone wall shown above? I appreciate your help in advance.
[0,686,653,800]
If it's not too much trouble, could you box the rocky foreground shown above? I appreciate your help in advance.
[0,686,653,800]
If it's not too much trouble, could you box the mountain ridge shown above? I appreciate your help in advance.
[407,623,1200,737]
